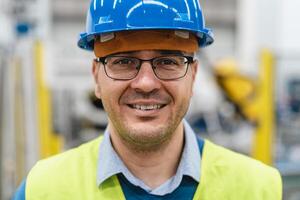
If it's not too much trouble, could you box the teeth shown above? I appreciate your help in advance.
[132,104,162,110]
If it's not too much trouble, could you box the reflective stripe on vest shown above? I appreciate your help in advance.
[26,136,282,200]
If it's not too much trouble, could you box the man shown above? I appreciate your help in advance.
[14,0,282,199]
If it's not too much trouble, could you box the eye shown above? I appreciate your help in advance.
[155,58,178,66]
[113,58,136,65]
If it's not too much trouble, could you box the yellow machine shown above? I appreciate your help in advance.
[213,50,275,165]
[214,58,259,124]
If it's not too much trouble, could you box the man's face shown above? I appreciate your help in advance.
[93,50,198,151]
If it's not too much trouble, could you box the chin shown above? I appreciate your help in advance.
[127,122,179,148]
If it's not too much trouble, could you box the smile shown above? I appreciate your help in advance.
[129,104,166,111]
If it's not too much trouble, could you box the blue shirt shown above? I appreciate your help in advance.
[97,119,201,196]
[13,120,202,199]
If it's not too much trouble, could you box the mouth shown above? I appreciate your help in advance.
[128,104,167,111]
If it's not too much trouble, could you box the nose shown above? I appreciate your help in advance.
[130,62,161,93]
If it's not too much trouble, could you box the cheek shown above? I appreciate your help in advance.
[97,78,127,108]
[98,86,119,118]
[96,69,115,98]
[167,81,194,105]
[181,77,195,95]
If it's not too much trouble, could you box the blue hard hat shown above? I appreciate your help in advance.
[78,0,214,51]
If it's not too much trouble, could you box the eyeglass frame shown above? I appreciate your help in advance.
[94,54,195,81]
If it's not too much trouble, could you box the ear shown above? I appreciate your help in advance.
[190,60,198,96]
[191,60,198,83]
[92,60,102,99]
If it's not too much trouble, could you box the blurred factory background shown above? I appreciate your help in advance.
[1,0,300,199]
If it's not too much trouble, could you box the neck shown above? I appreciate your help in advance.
[109,122,185,189]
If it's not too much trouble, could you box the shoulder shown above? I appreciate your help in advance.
[204,140,279,173]
[201,140,282,197]
[31,136,103,171]
[203,140,281,179]
[25,135,120,199]
[26,136,103,191]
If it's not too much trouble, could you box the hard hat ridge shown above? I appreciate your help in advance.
[78,0,214,51]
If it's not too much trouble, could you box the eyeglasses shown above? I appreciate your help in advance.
[95,55,194,81]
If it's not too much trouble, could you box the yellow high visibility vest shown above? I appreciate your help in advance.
[26,136,282,200]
